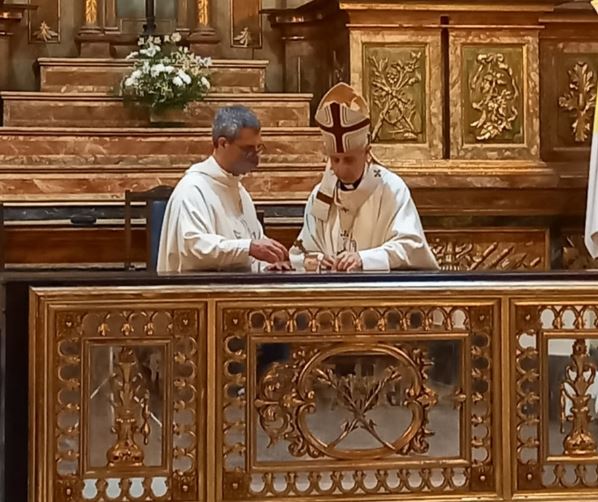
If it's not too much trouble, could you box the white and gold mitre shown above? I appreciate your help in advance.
[314,83,371,155]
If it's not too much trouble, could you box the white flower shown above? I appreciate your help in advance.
[139,46,159,57]
[124,77,136,88]
[171,32,182,43]
[137,37,145,46]
[142,62,151,74]
[125,51,139,60]
[151,63,167,77]
[131,69,142,79]
[177,69,191,84]
[173,76,184,87]
[164,35,170,43]
[201,76,210,89]
[153,36,162,45]
[164,65,175,73]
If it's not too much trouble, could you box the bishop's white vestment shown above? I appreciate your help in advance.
[290,163,439,271]
[157,156,264,272]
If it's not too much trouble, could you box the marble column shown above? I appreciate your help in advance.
[188,0,220,57]
[77,0,111,57]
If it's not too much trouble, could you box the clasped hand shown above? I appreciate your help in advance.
[321,251,363,272]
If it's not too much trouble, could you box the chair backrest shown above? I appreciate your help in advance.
[256,209,265,228]
[124,185,174,271]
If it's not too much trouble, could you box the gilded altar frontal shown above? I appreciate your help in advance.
[24,280,598,502]
[3,0,598,501]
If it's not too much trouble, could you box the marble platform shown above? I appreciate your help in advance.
[1,92,312,128]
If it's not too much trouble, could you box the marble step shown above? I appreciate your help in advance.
[0,127,326,167]
[38,58,268,93]
[0,166,324,202]
[1,92,313,128]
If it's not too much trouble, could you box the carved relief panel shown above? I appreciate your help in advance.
[230,0,262,49]
[28,0,60,43]
[30,293,206,502]
[541,41,598,162]
[428,228,549,272]
[351,31,443,166]
[450,32,540,161]
[218,299,497,500]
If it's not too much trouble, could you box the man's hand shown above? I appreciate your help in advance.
[320,255,336,270]
[266,261,294,272]
[249,238,289,264]
[335,251,363,272]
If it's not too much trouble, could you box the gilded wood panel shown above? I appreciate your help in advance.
[562,231,598,270]
[351,30,443,165]
[428,228,549,272]
[30,295,207,502]
[512,299,598,495]
[449,31,541,162]
[541,41,598,162]
[230,0,262,49]
[28,0,60,43]
[30,283,598,502]
[217,299,497,499]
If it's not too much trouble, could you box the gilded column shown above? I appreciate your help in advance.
[76,0,110,57]
[81,0,100,31]
[189,0,220,57]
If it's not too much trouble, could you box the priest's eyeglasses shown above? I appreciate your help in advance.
[235,143,266,157]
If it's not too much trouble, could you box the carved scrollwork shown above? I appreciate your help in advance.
[559,62,597,143]
[430,238,543,271]
[469,53,520,141]
[50,308,200,501]
[106,347,151,468]
[255,343,438,460]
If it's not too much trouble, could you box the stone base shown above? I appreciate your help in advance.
[76,30,112,58]
[188,26,220,58]
[38,58,269,94]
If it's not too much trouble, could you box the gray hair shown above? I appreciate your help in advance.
[212,106,261,145]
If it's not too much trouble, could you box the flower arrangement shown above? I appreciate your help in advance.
[120,32,212,112]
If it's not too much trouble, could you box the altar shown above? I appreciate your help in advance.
[4,271,598,502]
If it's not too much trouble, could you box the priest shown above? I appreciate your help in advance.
[290,83,438,272]
[157,106,289,272]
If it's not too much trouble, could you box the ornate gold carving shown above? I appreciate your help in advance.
[197,0,209,26]
[33,21,58,42]
[47,307,202,500]
[222,304,492,498]
[255,344,438,460]
[563,233,598,270]
[106,347,151,468]
[558,62,597,143]
[368,50,423,142]
[560,339,597,456]
[233,27,252,47]
[84,0,98,26]
[430,238,543,271]
[469,53,520,141]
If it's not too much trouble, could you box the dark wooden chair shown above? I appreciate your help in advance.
[256,209,265,229]
[124,185,174,271]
